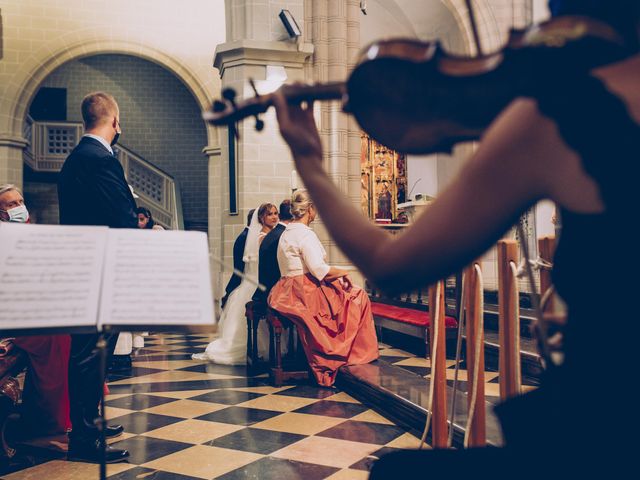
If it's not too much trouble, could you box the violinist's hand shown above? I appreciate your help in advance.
[272,90,323,168]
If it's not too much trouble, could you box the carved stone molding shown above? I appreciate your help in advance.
[214,40,314,77]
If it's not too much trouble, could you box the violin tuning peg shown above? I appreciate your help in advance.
[212,100,227,112]
[222,88,237,102]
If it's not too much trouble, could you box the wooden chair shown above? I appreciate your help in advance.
[266,308,309,387]
[245,301,270,376]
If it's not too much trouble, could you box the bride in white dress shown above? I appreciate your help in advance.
[193,204,278,364]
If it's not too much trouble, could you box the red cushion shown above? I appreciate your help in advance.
[371,302,457,328]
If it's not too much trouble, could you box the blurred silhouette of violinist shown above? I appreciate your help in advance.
[272,0,640,476]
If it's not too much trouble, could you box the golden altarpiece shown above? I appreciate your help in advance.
[360,133,408,223]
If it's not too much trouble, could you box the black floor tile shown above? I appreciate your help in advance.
[107,372,133,382]
[398,365,431,377]
[349,446,401,471]
[131,353,196,361]
[0,449,61,477]
[110,377,267,395]
[208,427,305,454]
[217,457,339,480]
[377,356,410,364]
[109,436,191,465]
[129,367,167,377]
[108,466,202,479]
[195,406,282,426]
[114,412,182,434]
[274,384,339,399]
[167,347,205,353]
[189,390,264,405]
[106,383,154,395]
[105,393,178,410]
[178,363,249,376]
[293,400,369,419]
[317,420,406,445]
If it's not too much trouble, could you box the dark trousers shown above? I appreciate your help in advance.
[68,332,118,442]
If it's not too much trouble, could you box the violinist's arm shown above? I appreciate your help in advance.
[273,94,597,294]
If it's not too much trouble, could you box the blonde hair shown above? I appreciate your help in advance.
[291,190,313,219]
[81,92,118,129]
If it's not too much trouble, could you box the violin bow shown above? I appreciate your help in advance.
[465,0,484,56]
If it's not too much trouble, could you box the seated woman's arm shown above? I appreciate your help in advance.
[299,230,352,288]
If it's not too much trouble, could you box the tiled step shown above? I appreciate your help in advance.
[337,360,504,449]
[462,330,543,385]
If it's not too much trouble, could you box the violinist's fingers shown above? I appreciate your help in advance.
[272,91,291,127]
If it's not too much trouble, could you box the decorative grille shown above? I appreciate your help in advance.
[46,126,77,156]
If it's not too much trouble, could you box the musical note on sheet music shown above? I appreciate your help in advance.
[0,223,106,330]
[98,229,214,327]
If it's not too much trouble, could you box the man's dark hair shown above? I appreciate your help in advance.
[246,208,256,226]
[279,199,293,221]
[81,92,118,130]
[135,206,155,229]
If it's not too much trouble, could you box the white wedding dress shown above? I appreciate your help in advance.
[193,210,269,364]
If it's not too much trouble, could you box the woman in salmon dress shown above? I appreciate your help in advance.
[268,190,378,386]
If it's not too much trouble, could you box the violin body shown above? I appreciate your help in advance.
[204,16,630,155]
[346,16,629,154]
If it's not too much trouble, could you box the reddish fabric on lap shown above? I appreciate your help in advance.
[371,302,457,328]
[269,274,379,387]
[13,335,72,435]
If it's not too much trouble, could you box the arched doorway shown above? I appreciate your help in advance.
[22,53,209,231]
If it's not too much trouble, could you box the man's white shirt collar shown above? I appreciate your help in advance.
[83,134,113,155]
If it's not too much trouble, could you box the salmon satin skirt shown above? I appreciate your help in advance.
[268,274,379,386]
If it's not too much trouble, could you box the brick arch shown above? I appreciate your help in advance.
[9,38,219,147]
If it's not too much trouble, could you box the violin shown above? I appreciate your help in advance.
[203,15,630,155]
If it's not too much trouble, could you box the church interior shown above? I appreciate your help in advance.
[1,0,629,478]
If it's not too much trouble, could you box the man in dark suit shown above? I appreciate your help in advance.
[252,199,292,311]
[58,92,135,463]
[221,208,255,308]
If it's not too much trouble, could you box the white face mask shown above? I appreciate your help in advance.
[1,204,29,223]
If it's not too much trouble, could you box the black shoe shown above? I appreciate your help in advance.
[68,439,129,464]
[105,424,124,438]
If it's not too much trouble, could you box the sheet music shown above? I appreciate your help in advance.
[0,223,107,330]
[99,229,215,328]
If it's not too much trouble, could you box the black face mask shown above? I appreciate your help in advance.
[111,130,120,147]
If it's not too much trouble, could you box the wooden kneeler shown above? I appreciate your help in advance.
[428,281,448,448]
[497,240,522,400]
[266,308,309,387]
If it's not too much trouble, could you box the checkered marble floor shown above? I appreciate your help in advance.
[377,343,538,403]
[3,333,423,480]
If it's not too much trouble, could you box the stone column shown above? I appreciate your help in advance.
[303,0,362,279]
[0,135,27,189]
[213,0,313,299]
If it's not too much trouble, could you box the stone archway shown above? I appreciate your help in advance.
[8,38,218,149]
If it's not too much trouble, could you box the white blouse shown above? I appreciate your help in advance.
[277,222,330,281]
